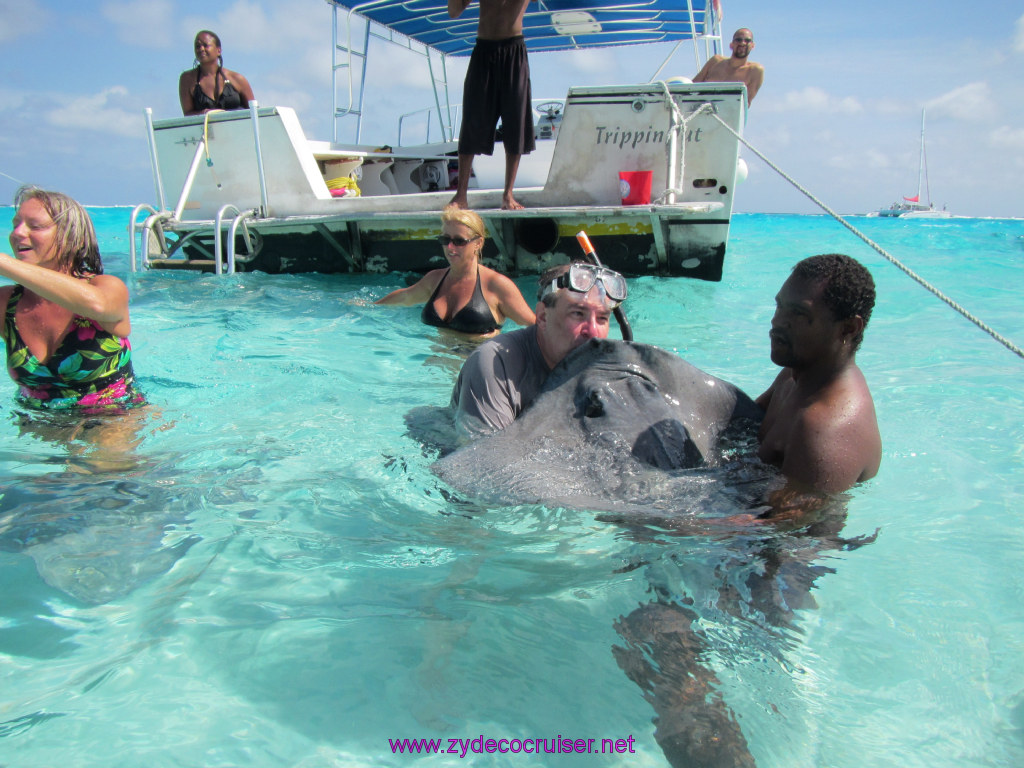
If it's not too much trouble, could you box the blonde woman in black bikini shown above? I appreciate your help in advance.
[178,30,255,116]
[376,207,535,337]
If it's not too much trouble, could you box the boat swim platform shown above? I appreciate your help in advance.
[143,199,730,281]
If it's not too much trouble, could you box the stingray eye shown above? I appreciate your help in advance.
[583,389,605,418]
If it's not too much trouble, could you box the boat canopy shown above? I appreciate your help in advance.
[329,0,723,142]
[328,0,722,56]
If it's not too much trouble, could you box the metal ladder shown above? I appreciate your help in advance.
[130,103,269,274]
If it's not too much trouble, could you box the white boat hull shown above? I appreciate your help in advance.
[876,205,952,218]
[135,82,746,280]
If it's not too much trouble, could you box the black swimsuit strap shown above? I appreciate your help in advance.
[194,65,224,99]
[428,266,483,322]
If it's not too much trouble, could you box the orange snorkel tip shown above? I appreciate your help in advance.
[575,231,596,259]
[573,229,633,342]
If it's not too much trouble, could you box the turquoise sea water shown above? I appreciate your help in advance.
[1,210,1022,767]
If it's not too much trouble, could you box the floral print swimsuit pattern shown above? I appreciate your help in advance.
[2,285,143,410]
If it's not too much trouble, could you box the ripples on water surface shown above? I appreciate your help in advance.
[1,211,1022,766]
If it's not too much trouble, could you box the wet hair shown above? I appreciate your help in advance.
[792,253,875,349]
[537,261,584,305]
[194,30,224,68]
[440,205,486,241]
[14,186,103,277]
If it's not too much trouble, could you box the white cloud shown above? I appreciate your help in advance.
[989,125,1024,149]
[863,149,891,170]
[362,43,437,91]
[873,98,912,116]
[0,88,27,111]
[753,125,792,149]
[550,48,622,78]
[103,1,331,83]
[988,126,1024,169]
[0,0,51,43]
[45,86,144,138]
[824,154,856,171]
[763,87,862,115]
[826,148,890,172]
[925,82,997,121]
[102,0,176,48]
[192,1,324,56]
[177,1,334,91]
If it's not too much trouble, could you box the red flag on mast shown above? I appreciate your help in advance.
[903,195,920,203]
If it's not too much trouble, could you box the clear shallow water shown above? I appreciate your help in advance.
[1,210,1022,767]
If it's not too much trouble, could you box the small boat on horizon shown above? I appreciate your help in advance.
[871,108,951,219]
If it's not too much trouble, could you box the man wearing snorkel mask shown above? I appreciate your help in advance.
[450,261,627,442]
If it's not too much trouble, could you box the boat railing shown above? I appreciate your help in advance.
[128,204,166,272]
[135,102,272,272]
[332,2,454,144]
[397,104,459,146]
[143,109,167,211]
[215,205,259,275]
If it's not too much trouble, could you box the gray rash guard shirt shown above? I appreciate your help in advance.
[449,325,551,442]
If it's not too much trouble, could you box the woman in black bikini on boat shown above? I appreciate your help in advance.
[376,207,535,337]
[178,30,255,115]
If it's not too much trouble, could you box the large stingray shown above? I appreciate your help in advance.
[0,463,201,605]
[431,339,765,514]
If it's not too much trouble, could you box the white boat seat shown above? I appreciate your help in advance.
[358,159,396,196]
[389,158,450,194]
[391,159,425,194]
[413,160,449,192]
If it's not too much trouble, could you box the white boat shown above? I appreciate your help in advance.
[874,109,951,218]
[131,0,748,279]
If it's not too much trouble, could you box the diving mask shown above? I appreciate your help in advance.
[542,263,628,304]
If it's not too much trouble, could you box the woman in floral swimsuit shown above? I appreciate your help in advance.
[1,186,143,413]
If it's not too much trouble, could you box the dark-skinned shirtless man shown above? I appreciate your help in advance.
[448,0,535,210]
[757,254,882,494]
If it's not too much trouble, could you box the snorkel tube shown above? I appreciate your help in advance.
[575,231,633,341]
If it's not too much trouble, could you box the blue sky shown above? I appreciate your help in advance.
[1,0,1022,217]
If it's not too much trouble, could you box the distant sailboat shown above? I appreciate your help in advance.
[874,109,952,218]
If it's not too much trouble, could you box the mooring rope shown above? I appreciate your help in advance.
[653,83,714,205]
[1,169,26,186]
[707,111,1024,360]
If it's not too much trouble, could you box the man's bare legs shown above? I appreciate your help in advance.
[448,151,525,210]
[449,153,475,209]
[502,151,523,210]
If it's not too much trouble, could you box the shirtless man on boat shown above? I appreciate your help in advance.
[756,254,882,494]
[448,0,535,211]
[693,28,764,105]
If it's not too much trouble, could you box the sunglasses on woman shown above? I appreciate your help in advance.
[437,234,480,247]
